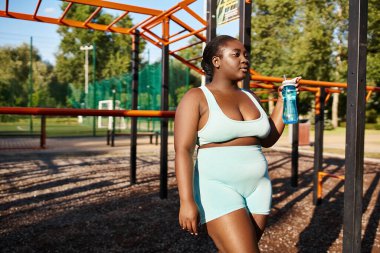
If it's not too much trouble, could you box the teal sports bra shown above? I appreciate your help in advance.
[197,85,271,146]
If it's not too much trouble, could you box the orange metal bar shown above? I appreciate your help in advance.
[143,4,181,30]
[143,0,196,30]
[65,0,162,16]
[169,52,204,75]
[84,7,102,27]
[317,171,345,199]
[143,28,166,44]
[0,11,133,35]
[171,40,203,53]
[261,99,278,103]
[325,88,342,93]
[33,0,42,19]
[171,15,206,42]
[182,5,208,26]
[163,18,170,40]
[315,89,321,115]
[300,87,319,93]
[168,28,187,39]
[166,27,207,45]
[139,32,162,47]
[0,107,176,118]
[250,82,275,89]
[366,90,373,102]
[188,56,202,62]
[59,2,73,23]
[251,75,380,92]
[249,68,262,76]
[106,11,129,31]
[325,93,331,104]
[128,15,155,33]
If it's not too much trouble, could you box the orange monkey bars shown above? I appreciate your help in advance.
[2,0,380,97]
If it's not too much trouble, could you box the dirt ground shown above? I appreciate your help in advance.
[0,137,379,252]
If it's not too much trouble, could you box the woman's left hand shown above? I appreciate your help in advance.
[278,76,302,99]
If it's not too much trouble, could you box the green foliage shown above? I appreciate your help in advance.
[55,2,146,98]
[0,44,63,107]
[366,109,378,123]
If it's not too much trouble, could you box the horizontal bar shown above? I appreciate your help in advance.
[188,56,202,62]
[84,7,102,27]
[168,28,187,39]
[0,107,175,118]
[251,75,380,91]
[106,11,129,30]
[166,26,206,45]
[182,6,208,26]
[64,0,161,16]
[171,40,203,53]
[0,11,132,35]
[319,172,345,180]
[59,2,73,22]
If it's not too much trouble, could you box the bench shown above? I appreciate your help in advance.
[106,130,159,146]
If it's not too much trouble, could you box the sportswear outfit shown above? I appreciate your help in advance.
[194,85,272,224]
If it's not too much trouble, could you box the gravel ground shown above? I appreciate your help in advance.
[0,140,379,253]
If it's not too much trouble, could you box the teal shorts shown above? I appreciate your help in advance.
[194,145,272,224]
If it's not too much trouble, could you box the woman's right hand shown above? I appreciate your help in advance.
[179,200,199,235]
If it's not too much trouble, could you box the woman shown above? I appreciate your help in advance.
[174,35,300,252]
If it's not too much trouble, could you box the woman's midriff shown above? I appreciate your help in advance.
[198,136,261,149]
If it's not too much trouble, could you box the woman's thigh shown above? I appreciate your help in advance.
[250,214,268,241]
[206,208,260,253]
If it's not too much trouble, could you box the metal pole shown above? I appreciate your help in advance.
[205,0,217,84]
[291,122,299,187]
[40,115,46,149]
[29,36,33,134]
[92,43,97,136]
[160,19,169,199]
[206,0,217,43]
[313,88,325,205]
[80,45,94,108]
[111,88,116,147]
[343,0,368,251]
[130,30,140,185]
[239,0,252,90]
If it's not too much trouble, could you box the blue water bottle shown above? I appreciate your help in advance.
[282,78,298,124]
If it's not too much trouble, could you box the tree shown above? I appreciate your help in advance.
[0,44,60,108]
[366,0,380,118]
[251,0,298,77]
[55,3,146,107]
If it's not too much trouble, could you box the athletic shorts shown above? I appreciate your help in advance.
[194,145,272,224]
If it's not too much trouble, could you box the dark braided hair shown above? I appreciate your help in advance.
[201,35,238,82]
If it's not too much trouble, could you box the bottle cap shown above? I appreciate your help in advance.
[282,79,297,86]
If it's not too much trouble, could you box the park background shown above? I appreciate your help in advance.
[0,1,380,252]
[0,0,379,143]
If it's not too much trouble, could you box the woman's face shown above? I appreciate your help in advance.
[214,39,249,81]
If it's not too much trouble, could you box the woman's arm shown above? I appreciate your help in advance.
[260,98,285,148]
[174,88,201,235]
[260,77,301,148]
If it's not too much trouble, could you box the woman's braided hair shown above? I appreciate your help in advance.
[201,35,237,82]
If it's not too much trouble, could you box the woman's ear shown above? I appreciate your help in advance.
[212,56,220,69]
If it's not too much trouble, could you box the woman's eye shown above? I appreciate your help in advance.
[233,53,240,57]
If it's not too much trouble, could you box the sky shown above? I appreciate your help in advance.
[0,0,239,65]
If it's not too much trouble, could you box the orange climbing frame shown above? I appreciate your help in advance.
[1,0,380,97]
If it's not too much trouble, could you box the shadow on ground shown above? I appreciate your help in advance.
[0,150,379,252]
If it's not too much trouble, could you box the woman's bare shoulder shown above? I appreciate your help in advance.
[180,87,203,103]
